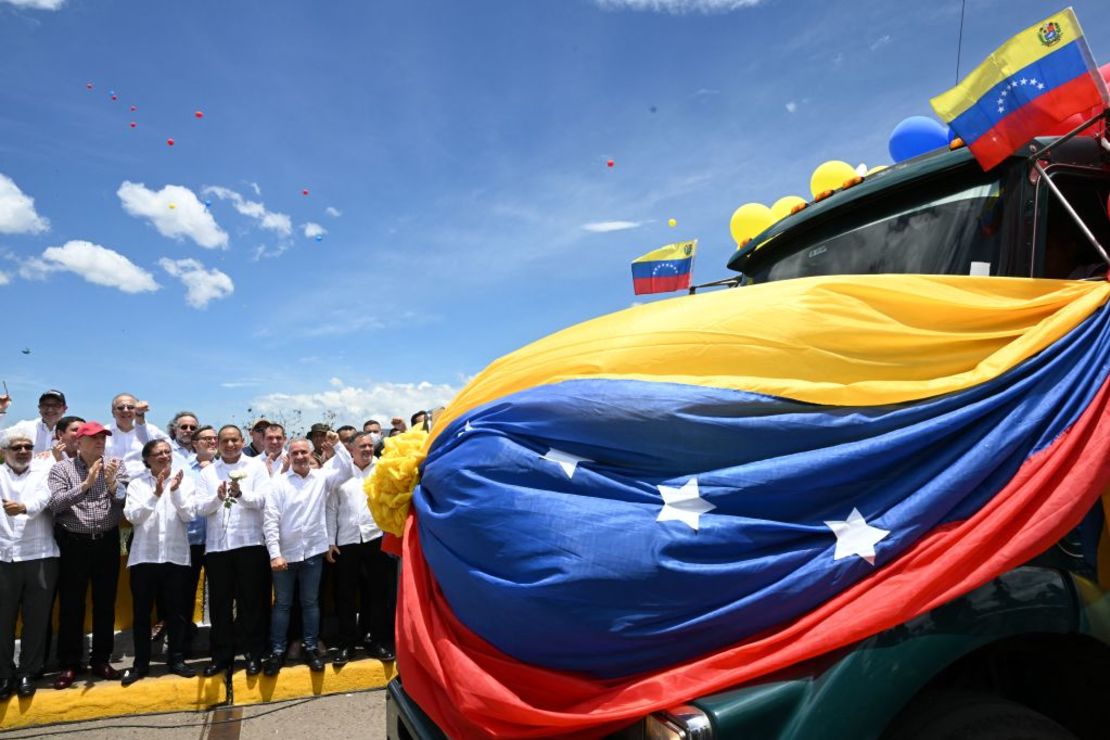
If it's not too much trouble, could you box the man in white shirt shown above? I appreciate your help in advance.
[196,425,272,677]
[262,433,352,675]
[261,423,289,477]
[327,431,395,664]
[167,411,200,466]
[0,389,69,454]
[0,431,59,699]
[106,393,168,478]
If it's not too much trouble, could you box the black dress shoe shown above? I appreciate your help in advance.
[262,652,284,677]
[168,660,196,678]
[0,678,12,700]
[120,667,148,686]
[90,662,120,680]
[202,660,232,677]
[306,652,326,673]
[368,642,396,661]
[245,656,262,676]
[333,647,351,666]
[16,676,35,698]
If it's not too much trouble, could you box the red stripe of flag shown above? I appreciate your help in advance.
[633,273,692,295]
[395,374,1110,738]
[970,71,1107,170]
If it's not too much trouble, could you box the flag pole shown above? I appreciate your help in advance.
[1027,108,1108,161]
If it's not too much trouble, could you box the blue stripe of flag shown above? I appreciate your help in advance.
[631,257,693,280]
[949,39,1095,145]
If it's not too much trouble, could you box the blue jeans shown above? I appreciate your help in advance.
[270,553,324,653]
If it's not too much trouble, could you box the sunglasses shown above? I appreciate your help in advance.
[177,424,198,431]
[7,444,34,452]
[115,404,136,411]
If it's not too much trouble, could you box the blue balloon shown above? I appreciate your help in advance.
[888,116,950,163]
[315,234,323,242]
[204,199,212,207]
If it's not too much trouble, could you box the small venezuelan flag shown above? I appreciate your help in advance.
[931,7,1108,171]
[631,239,696,295]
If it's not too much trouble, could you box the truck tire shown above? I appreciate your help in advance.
[883,690,1077,740]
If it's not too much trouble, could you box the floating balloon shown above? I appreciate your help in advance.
[166,138,175,146]
[110,94,118,101]
[168,203,176,210]
[315,234,323,242]
[667,218,677,228]
[129,122,136,128]
[730,203,774,246]
[85,82,93,90]
[770,195,806,222]
[21,348,30,355]
[195,111,204,119]
[888,116,949,163]
[302,189,309,196]
[809,160,857,198]
[204,199,212,207]
[606,160,614,168]
[130,105,137,111]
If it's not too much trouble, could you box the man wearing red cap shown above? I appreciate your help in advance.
[46,421,128,689]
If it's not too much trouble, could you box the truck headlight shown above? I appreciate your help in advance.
[644,705,713,740]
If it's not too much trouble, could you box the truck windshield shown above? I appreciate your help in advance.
[746,175,1004,284]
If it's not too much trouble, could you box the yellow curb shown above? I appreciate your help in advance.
[232,658,396,705]
[0,673,226,730]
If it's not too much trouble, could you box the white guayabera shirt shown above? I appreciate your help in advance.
[327,459,381,546]
[107,421,170,478]
[0,461,58,562]
[124,467,197,567]
[265,443,356,563]
[196,456,272,553]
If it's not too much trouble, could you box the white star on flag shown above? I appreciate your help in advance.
[457,420,473,437]
[824,508,889,566]
[656,478,715,531]
[541,448,592,479]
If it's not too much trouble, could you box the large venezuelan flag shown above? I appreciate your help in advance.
[931,7,1108,171]
[395,275,1110,738]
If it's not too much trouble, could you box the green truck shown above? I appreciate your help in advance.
[386,134,1110,740]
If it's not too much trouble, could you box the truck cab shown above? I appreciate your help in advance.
[387,138,1110,740]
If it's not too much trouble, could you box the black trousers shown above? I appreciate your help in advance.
[333,538,396,648]
[55,526,120,668]
[205,545,270,662]
[130,562,189,669]
[0,558,59,680]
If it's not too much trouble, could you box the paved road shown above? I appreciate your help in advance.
[0,689,388,740]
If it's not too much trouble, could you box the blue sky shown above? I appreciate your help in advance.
[1,0,1108,433]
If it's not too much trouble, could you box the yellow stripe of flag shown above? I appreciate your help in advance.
[632,240,696,263]
[931,7,1085,121]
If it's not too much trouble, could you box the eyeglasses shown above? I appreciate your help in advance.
[115,404,136,411]
[7,444,34,452]
[177,424,197,431]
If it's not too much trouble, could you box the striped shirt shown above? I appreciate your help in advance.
[47,456,130,534]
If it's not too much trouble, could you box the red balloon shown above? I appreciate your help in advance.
[85,82,93,90]
[606,159,615,168]
[130,105,137,112]
[302,189,309,196]
[166,138,175,146]
[195,111,204,119]
[129,122,136,128]
[110,95,118,101]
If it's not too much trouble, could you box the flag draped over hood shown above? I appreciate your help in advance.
[392,274,1110,738]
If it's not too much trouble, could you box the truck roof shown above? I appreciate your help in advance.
[726,145,979,274]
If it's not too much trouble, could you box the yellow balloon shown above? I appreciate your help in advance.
[168,203,176,209]
[770,195,806,222]
[866,164,889,175]
[729,203,773,246]
[809,160,857,198]
[667,218,677,228]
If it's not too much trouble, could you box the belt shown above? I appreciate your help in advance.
[59,527,116,541]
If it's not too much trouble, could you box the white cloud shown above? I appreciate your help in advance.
[785,101,798,114]
[0,271,10,285]
[870,34,892,51]
[248,181,262,196]
[0,0,66,8]
[0,173,50,235]
[252,379,461,428]
[252,242,290,261]
[32,240,159,294]
[582,220,643,233]
[596,0,764,12]
[325,207,342,218]
[159,257,234,309]
[117,181,228,249]
[202,185,291,237]
[303,222,326,239]
[220,380,261,389]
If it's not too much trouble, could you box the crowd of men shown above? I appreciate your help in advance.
[0,388,429,699]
